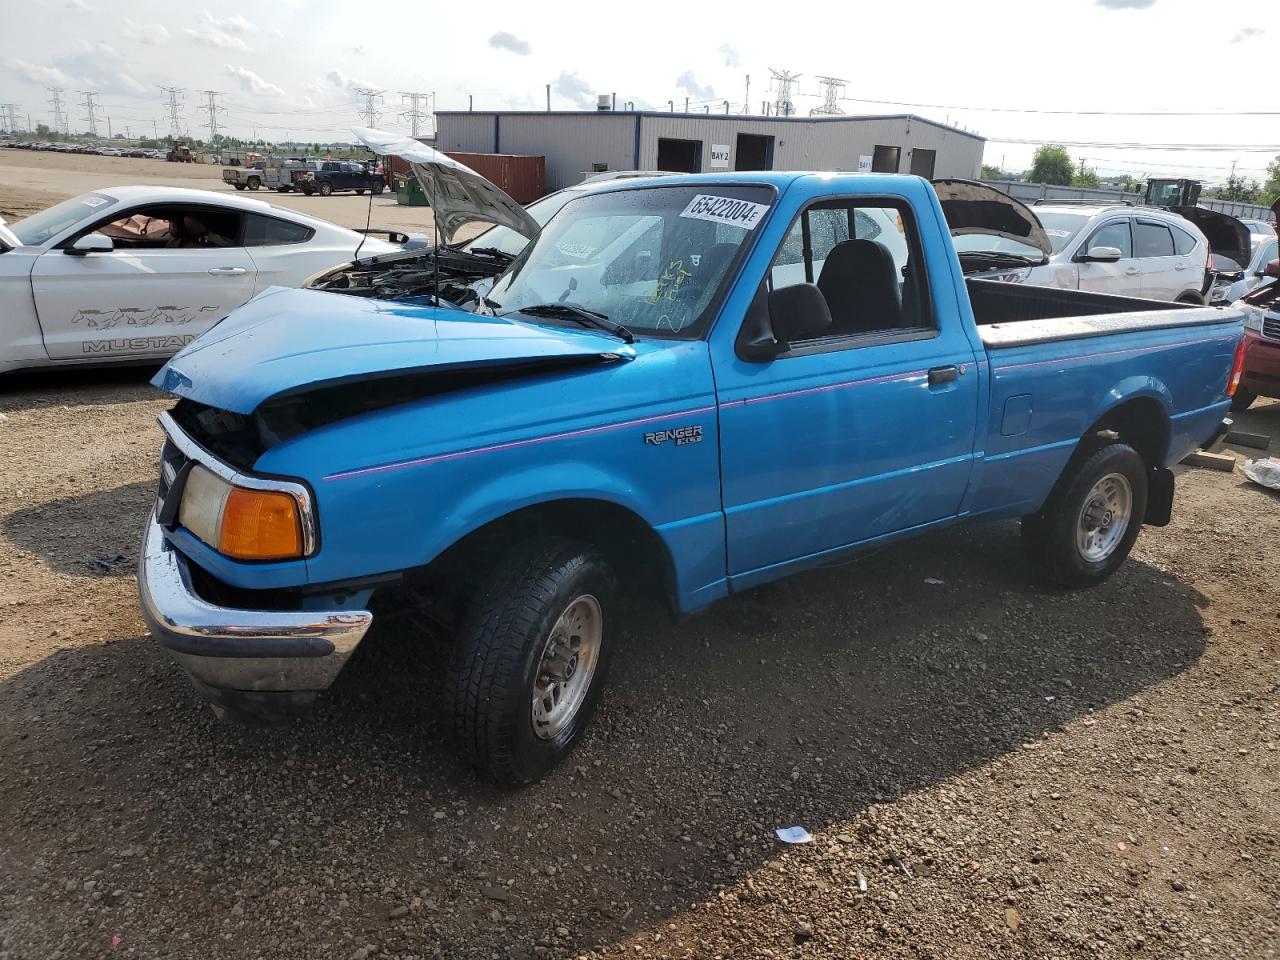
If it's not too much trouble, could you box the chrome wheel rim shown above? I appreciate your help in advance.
[1076,472,1132,562]
[531,595,602,741]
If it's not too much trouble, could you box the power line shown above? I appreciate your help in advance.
[398,91,431,138]
[78,91,101,137]
[47,87,67,134]
[159,86,184,139]
[1,103,20,132]
[986,136,1280,153]
[197,89,225,142]
[352,87,383,127]
[835,93,1280,118]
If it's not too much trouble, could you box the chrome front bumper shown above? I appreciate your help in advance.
[138,516,372,698]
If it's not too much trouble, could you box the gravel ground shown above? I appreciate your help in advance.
[0,373,1277,960]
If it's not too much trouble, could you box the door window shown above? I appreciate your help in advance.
[1133,221,1175,258]
[1086,221,1132,258]
[90,206,243,249]
[767,199,931,342]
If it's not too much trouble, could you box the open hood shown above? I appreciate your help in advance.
[1171,206,1252,271]
[931,179,1052,259]
[352,127,540,246]
[153,287,629,415]
[0,216,19,251]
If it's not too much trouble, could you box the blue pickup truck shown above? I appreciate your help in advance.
[140,166,1246,784]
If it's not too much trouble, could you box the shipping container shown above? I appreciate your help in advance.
[444,152,546,203]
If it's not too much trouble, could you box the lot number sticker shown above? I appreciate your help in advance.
[679,194,769,230]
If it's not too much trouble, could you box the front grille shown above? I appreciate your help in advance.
[1263,312,1280,341]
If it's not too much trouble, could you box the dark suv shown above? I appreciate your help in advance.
[297,161,386,197]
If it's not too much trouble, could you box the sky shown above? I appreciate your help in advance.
[3,0,1277,186]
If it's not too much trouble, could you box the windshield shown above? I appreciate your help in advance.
[459,187,582,258]
[485,184,774,339]
[952,210,1086,257]
[11,192,118,245]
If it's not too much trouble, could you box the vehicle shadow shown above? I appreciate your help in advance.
[0,363,163,412]
[0,520,1211,959]
[2,480,153,577]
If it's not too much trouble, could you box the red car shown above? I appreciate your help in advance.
[1235,257,1280,411]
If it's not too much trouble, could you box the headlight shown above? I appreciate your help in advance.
[1243,307,1264,333]
[989,268,1031,284]
[178,464,305,561]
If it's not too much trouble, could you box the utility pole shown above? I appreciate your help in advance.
[197,89,224,143]
[106,116,111,138]
[768,68,801,118]
[744,75,750,113]
[398,91,431,138]
[152,117,158,139]
[810,76,848,116]
[352,87,383,128]
[47,87,68,134]
[78,90,101,136]
[159,86,184,140]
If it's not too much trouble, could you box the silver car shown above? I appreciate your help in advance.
[1210,232,1279,304]
[955,203,1213,303]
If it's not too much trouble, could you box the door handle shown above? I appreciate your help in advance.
[1125,267,1140,276]
[928,365,960,386]
[208,266,247,276]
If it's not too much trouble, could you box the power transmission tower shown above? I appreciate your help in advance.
[47,87,68,134]
[1,103,20,133]
[398,91,431,138]
[79,90,101,136]
[768,68,801,118]
[198,89,225,142]
[353,87,383,128]
[159,86,184,139]
[810,76,847,116]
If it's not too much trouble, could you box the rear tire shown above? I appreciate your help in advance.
[1021,442,1148,588]
[318,181,333,197]
[1230,388,1256,413]
[372,181,385,195]
[233,183,246,191]
[445,537,616,785]
[355,188,365,195]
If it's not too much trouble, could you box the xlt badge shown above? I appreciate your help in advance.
[644,425,703,446]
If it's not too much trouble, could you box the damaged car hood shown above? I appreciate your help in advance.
[931,179,1052,258]
[153,287,631,415]
[1171,206,1252,270]
[352,127,540,246]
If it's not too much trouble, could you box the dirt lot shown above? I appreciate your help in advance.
[0,365,1277,959]
[0,149,441,234]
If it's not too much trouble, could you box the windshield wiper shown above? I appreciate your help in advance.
[466,246,515,262]
[958,251,1047,269]
[512,302,636,344]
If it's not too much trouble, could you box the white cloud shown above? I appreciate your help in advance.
[65,0,94,11]
[185,11,256,50]
[718,43,740,67]
[488,31,531,55]
[122,19,170,45]
[553,71,595,109]
[1231,26,1264,43]
[225,64,286,99]
[676,70,715,101]
[1094,0,1156,7]
[10,59,73,88]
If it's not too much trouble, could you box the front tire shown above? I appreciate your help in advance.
[445,537,616,785]
[318,181,333,197]
[372,181,385,195]
[247,177,261,191]
[233,183,246,191]
[1021,443,1148,588]
[1230,388,1256,413]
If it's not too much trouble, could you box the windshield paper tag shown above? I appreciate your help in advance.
[679,195,769,230]
[83,196,109,207]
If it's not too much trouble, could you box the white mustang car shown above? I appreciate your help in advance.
[0,186,404,374]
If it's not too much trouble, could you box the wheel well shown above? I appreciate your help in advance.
[1084,397,1170,469]
[421,499,678,619]
[1176,292,1204,305]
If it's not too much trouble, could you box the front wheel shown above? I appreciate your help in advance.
[1021,442,1148,588]
[318,181,333,197]
[371,181,385,195]
[1230,388,1256,413]
[355,188,365,195]
[445,537,616,785]
[233,183,246,191]
[247,177,261,191]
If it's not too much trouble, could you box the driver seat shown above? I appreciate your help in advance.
[817,239,901,334]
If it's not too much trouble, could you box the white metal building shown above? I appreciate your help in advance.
[434,110,985,192]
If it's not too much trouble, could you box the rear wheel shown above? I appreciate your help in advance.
[1021,442,1148,588]
[1230,388,1256,413]
[233,183,246,191]
[444,537,616,785]
[372,181,385,195]
[355,188,365,195]
[318,181,333,197]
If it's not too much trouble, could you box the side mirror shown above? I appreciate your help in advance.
[1266,259,1280,278]
[1081,245,1122,263]
[67,233,113,255]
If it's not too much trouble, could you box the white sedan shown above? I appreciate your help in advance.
[0,185,402,374]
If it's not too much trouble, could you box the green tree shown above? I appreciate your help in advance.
[1253,157,1278,207]
[1028,145,1074,186]
[1218,174,1260,203]
[980,163,1004,181]
[1072,167,1100,188]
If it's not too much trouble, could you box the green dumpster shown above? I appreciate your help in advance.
[395,174,429,206]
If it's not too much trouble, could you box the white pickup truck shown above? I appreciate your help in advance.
[221,162,267,192]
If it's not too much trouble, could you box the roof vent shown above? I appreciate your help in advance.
[597,94,612,111]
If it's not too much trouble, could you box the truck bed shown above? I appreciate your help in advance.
[968,279,1243,349]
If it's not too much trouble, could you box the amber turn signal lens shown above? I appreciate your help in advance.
[218,488,303,560]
